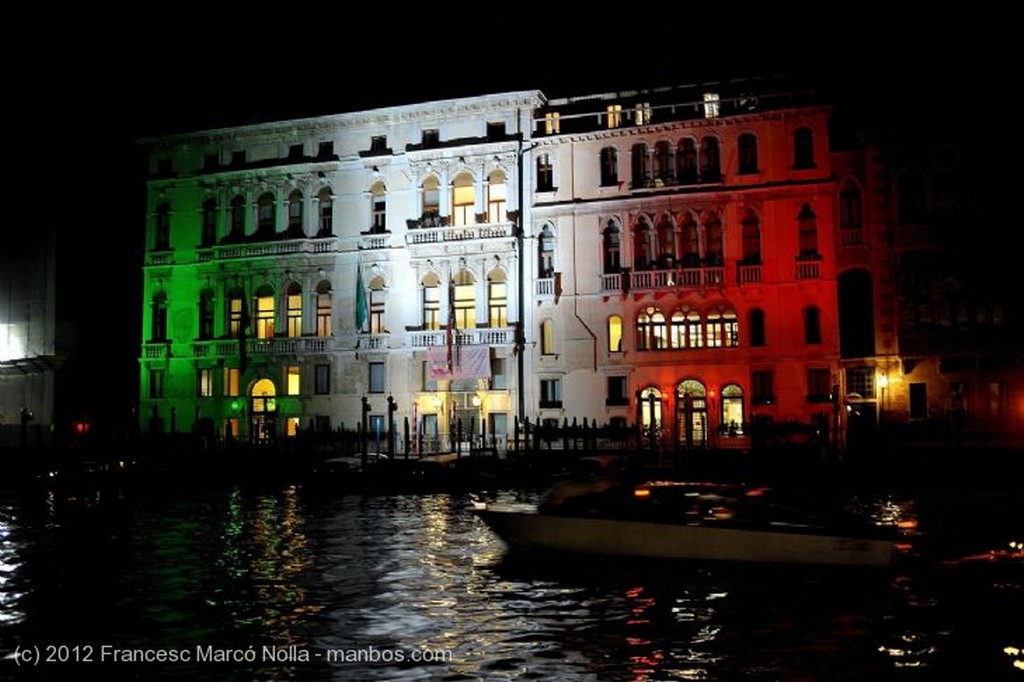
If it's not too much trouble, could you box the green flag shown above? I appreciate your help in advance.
[356,267,368,331]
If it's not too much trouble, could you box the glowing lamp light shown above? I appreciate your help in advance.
[878,375,889,389]
[633,488,651,499]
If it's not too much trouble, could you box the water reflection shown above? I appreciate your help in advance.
[0,480,1020,680]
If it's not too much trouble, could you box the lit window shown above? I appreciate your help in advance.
[452,174,475,227]
[487,171,506,223]
[286,283,302,337]
[228,291,245,338]
[635,102,651,125]
[540,320,555,355]
[197,368,214,397]
[686,311,703,348]
[545,112,560,135]
[422,277,440,330]
[488,275,507,328]
[670,312,686,349]
[422,176,440,217]
[607,104,622,128]
[453,278,476,330]
[369,277,386,334]
[223,368,240,397]
[316,281,332,337]
[286,417,300,437]
[286,365,300,395]
[255,289,275,339]
[703,92,720,119]
[602,315,621,353]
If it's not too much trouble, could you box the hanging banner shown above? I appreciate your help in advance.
[427,344,491,380]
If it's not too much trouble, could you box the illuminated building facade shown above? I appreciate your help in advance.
[138,79,1020,448]
[138,92,541,445]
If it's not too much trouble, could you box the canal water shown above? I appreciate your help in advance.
[0,466,1021,681]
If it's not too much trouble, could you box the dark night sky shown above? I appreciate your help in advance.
[4,5,1011,421]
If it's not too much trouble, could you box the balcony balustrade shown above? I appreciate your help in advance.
[405,221,513,245]
[196,236,337,262]
[408,327,514,348]
[190,336,336,358]
[600,266,725,293]
[795,261,821,280]
[737,263,762,285]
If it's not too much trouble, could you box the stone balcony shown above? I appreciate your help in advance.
[600,266,725,294]
[408,327,515,347]
[190,336,336,358]
[405,221,513,245]
[196,236,338,262]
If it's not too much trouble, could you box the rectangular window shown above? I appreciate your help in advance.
[752,370,774,405]
[223,368,240,397]
[286,365,300,396]
[287,293,302,337]
[369,362,385,393]
[606,104,622,128]
[536,154,554,192]
[149,369,165,399]
[288,144,304,159]
[703,92,720,119]
[544,112,560,135]
[490,356,507,390]
[909,382,928,419]
[423,286,440,330]
[285,417,300,437]
[231,150,246,166]
[635,102,651,125]
[454,284,475,329]
[197,368,214,397]
[256,295,275,339]
[487,122,506,140]
[422,360,438,392]
[370,135,387,152]
[807,368,832,403]
[422,129,439,148]
[203,153,219,171]
[370,290,386,334]
[225,418,239,438]
[317,141,334,158]
[846,366,874,398]
[607,376,629,406]
[314,364,330,395]
[540,378,562,408]
[317,293,332,337]
[488,282,507,328]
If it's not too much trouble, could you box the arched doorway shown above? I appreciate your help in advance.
[676,379,708,448]
[250,378,277,443]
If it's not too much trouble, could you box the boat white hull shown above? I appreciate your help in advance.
[474,507,894,567]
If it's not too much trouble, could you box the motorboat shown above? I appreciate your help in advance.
[472,477,898,567]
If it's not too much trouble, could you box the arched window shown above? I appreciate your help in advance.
[368,276,386,334]
[602,220,622,274]
[452,173,476,227]
[741,209,761,264]
[608,315,623,352]
[370,181,386,233]
[256,192,276,237]
[640,387,663,432]
[198,289,215,340]
[254,284,275,339]
[452,269,476,329]
[738,133,758,174]
[230,195,246,238]
[706,310,724,348]
[286,282,302,337]
[721,384,745,434]
[287,189,304,237]
[154,202,171,250]
[631,143,650,188]
[150,291,168,341]
[487,170,507,223]
[704,212,723,265]
[633,217,653,270]
[654,141,673,183]
[227,287,245,338]
[317,188,333,236]
[488,270,507,327]
[839,179,863,244]
[540,319,555,355]
[636,310,652,351]
[676,138,698,184]
[422,176,440,218]
[722,309,739,347]
[656,215,675,266]
[538,225,555,278]
[670,311,686,348]
[686,310,703,348]
[797,204,819,258]
[793,127,815,169]
[700,136,721,182]
[749,309,766,347]
[600,147,618,186]
[316,281,332,337]
[651,311,667,350]
[680,213,700,266]
[199,198,218,247]
[422,273,440,330]
[804,306,822,344]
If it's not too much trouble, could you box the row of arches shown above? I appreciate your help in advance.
[637,380,748,448]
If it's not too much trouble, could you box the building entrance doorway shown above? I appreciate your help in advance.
[250,378,277,443]
[676,379,708,448]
